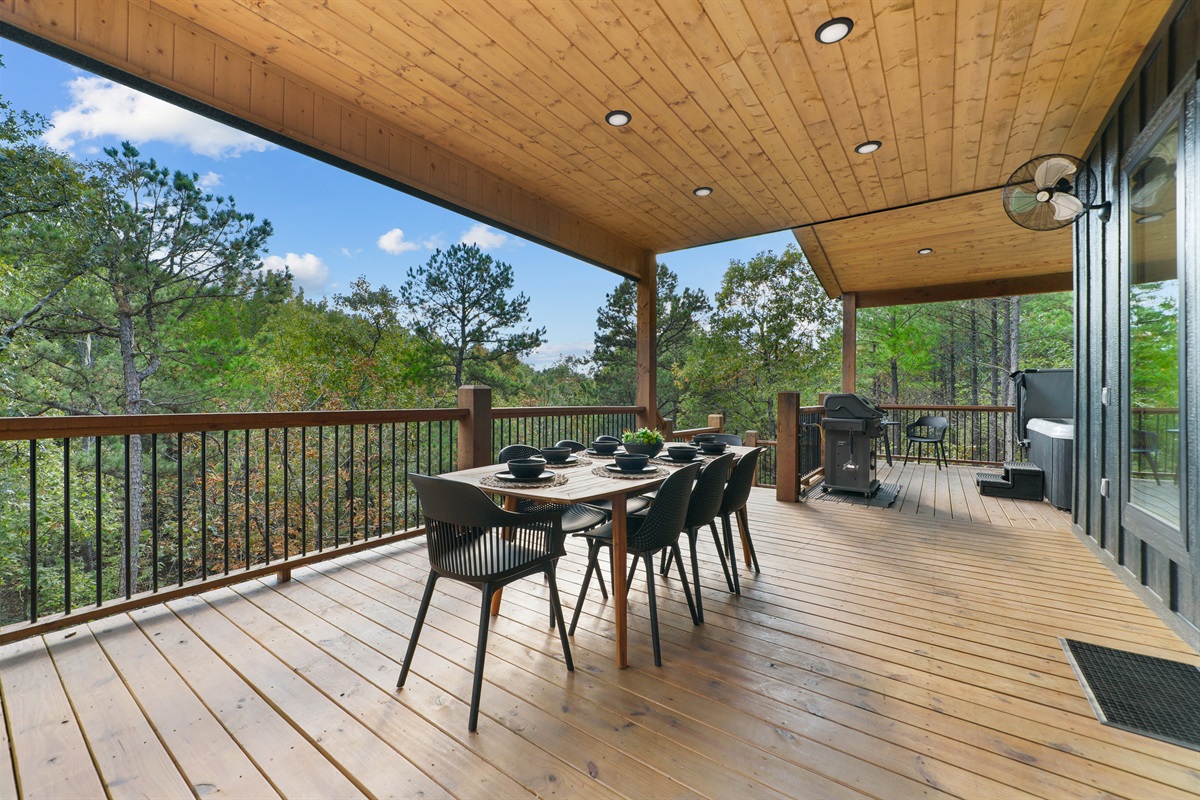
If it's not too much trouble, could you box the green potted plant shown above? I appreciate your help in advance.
[621,427,665,457]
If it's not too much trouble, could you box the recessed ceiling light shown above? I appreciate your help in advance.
[855,140,882,154]
[815,17,854,44]
[918,248,933,255]
[605,110,632,127]
[1136,213,1165,224]
[692,186,713,197]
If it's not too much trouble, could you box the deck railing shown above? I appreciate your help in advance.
[0,396,642,643]
[1131,407,1180,481]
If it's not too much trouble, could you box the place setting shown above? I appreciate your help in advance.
[653,439,728,466]
[582,435,623,459]
[591,451,670,480]
[480,457,569,489]
[536,445,592,469]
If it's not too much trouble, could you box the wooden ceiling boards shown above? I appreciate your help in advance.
[0,0,1174,294]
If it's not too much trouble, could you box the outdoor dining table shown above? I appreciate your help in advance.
[437,444,755,668]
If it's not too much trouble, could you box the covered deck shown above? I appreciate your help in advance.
[4,489,1194,799]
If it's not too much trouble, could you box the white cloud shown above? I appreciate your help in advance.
[196,171,222,191]
[377,228,421,255]
[340,246,363,259]
[258,252,329,294]
[43,76,274,159]
[460,223,508,250]
[524,341,592,369]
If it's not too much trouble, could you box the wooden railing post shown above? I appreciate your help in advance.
[744,430,758,446]
[777,392,800,502]
[708,413,725,433]
[457,384,493,469]
[661,417,674,441]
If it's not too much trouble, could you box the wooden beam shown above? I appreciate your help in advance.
[636,251,657,430]
[842,292,857,394]
[456,385,493,470]
[776,391,800,503]
[856,273,1073,308]
[793,226,841,299]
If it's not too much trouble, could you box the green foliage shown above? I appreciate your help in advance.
[400,243,545,390]
[621,427,664,445]
[591,262,710,420]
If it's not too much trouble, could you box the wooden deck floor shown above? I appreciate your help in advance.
[2,489,1197,799]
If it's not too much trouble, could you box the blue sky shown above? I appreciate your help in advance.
[0,38,795,368]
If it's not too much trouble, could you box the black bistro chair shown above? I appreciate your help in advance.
[400,473,573,732]
[708,432,743,446]
[661,452,735,623]
[568,462,701,666]
[716,447,764,594]
[1131,429,1162,485]
[903,415,949,469]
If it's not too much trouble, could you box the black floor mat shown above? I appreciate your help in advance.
[804,482,901,508]
[1061,638,1200,751]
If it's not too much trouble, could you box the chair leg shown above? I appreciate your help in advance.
[736,507,759,573]
[672,542,698,625]
[398,569,438,689]
[721,514,741,595]
[593,540,609,600]
[903,440,912,466]
[709,521,735,592]
[545,568,574,672]
[468,584,495,732]
[687,529,704,624]
[568,543,601,636]
[1146,453,1162,485]
[626,553,641,594]
[644,553,663,667]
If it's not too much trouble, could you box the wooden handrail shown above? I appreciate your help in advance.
[0,407,468,441]
[492,405,642,419]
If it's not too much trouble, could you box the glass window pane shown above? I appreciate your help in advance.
[1128,121,1180,526]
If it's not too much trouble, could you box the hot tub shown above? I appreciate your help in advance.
[1027,417,1074,511]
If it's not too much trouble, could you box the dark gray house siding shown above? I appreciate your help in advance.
[1077,0,1199,648]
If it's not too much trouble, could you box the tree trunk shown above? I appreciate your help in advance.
[969,301,979,406]
[1004,296,1021,405]
[116,307,145,594]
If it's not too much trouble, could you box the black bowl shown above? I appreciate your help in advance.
[539,446,571,464]
[699,441,727,455]
[614,452,650,473]
[621,441,663,457]
[591,440,619,455]
[506,457,547,480]
[667,445,699,462]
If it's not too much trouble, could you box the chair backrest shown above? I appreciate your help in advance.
[906,416,948,440]
[628,462,700,552]
[709,433,743,446]
[594,435,620,443]
[1132,429,1158,451]
[408,473,564,581]
[497,443,541,463]
[685,452,734,530]
[720,447,763,516]
[554,439,587,452]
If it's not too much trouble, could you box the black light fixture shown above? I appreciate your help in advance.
[692,186,713,197]
[815,17,854,44]
[918,247,933,255]
[855,140,882,154]
[605,109,632,127]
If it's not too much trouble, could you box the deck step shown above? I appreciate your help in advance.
[977,462,1044,500]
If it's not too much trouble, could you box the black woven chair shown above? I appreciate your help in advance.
[553,439,587,452]
[716,447,764,594]
[1131,429,1162,485]
[903,415,949,469]
[400,473,573,732]
[661,452,735,623]
[708,433,743,446]
[568,462,700,666]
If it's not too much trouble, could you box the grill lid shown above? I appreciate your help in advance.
[823,393,884,420]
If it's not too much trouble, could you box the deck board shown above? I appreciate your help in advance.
[1,489,1197,799]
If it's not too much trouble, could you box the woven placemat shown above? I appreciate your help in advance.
[478,472,569,490]
[543,456,593,470]
[651,454,717,467]
[590,465,670,480]
[584,450,618,459]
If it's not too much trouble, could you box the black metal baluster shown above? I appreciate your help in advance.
[317,426,324,551]
[283,428,289,559]
[200,433,207,578]
[244,430,250,568]
[334,425,340,546]
[123,435,131,599]
[390,423,396,535]
[264,428,271,562]
[63,438,71,614]
[177,433,183,587]
[29,440,37,622]
[348,424,354,543]
[414,422,420,520]
[403,422,409,526]
[224,430,230,575]
[151,434,158,592]
[377,423,383,536]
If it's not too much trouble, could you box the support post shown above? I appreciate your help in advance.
[777,392,800,503]
[708,414,725,433]
[636,251,658,430]
[842,292,857,394]
[661,417,675,442]
[457,384,493,469]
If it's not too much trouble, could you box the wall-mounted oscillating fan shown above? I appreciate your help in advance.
[1002,154,1110,230]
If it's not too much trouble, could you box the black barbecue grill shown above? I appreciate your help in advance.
[821,393,885,496]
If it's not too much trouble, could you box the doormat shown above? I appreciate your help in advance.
[1060,638,1200,751]
[804,482,901,508]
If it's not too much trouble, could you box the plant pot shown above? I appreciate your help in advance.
[621,441,662,457]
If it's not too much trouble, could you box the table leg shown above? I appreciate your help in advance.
[610,492,628,669]
[490,495,520,616]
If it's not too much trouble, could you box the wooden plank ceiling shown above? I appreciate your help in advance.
[0,0,1173,294]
